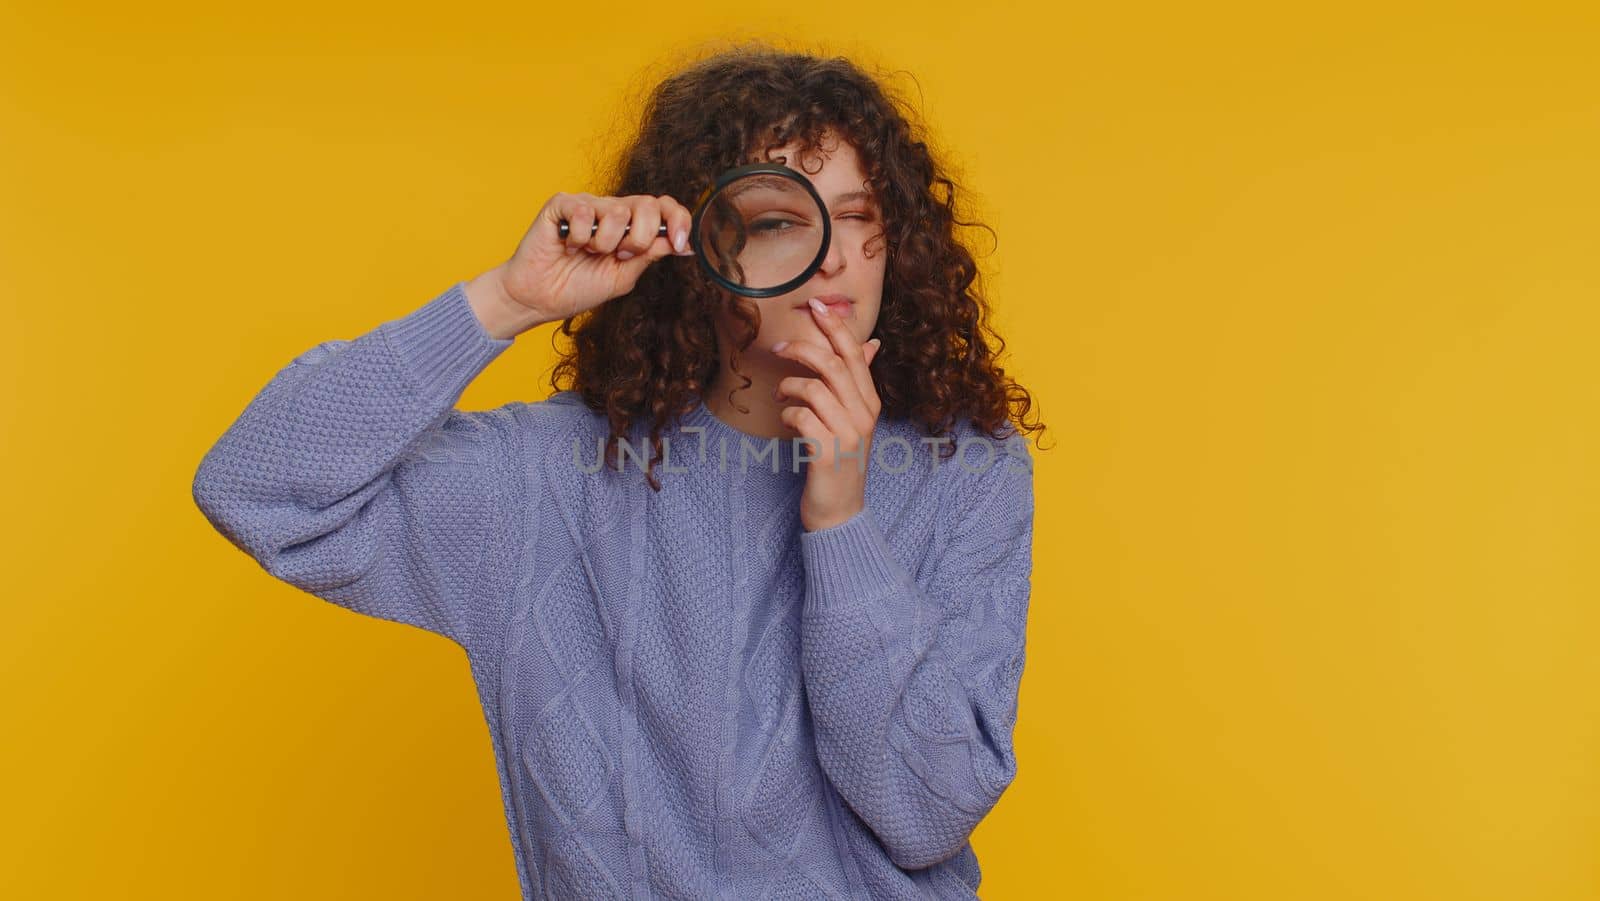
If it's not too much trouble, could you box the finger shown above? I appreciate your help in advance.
[617,195,661,258]
[778,404,827,454]
[778,402,864,470]
[589,197,632,256]
[774,374,817,404]
[775,336,871,423]
[806,300,877,411]
[863,337,881,367]
[563,194,595,255]
[774,368,864,451]
[659,194,695,256]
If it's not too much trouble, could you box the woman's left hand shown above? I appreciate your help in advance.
[773,298,884,532]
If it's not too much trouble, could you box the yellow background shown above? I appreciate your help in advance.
[3,2,1596,899]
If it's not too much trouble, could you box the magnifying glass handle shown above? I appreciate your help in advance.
[556,221,672,240]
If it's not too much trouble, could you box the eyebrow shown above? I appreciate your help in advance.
[722,176,876,207]
[831,190,875,206]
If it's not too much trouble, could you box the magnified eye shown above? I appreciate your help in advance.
[701,169,831,293]
[749,215,808,238]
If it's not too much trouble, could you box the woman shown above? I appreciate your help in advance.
[193,43,1044,900]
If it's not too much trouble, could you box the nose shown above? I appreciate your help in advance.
[817,232,847,276]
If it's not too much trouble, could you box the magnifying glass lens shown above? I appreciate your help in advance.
[697,173,827,293]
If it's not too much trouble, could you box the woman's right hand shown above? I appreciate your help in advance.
[485,192,696,332]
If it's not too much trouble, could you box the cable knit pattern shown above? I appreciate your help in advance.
[191,281,1035,900]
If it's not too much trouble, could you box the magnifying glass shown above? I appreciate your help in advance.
[555,163,832,299]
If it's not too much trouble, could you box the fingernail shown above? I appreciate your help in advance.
[566,245,579,255]
[869,338,881,348]
[808,297,828,316]
[616,250,634,260]
[771,340,789,353]
[674,230,687,253]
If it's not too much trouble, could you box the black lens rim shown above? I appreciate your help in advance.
[689,163,833,299]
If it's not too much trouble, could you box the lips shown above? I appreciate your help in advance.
[798,294,855,317]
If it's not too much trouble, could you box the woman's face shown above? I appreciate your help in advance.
[711,131,887,370]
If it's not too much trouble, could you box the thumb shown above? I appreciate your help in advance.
[645,233,684,262]
[607,238,672,287]
[621,234,679,273]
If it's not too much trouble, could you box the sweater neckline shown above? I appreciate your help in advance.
[678,396,808,478]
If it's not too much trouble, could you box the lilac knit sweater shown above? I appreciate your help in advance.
[191,280,1035,900]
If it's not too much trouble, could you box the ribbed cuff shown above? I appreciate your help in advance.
[379,281,514,402]
[800,505,911,614]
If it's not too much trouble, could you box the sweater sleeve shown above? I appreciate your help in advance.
[798,433,1035,870]
[191,281,522,653]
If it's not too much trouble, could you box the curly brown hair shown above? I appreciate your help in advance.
[547,40,1046,490]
